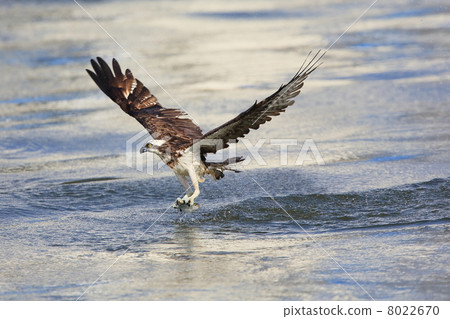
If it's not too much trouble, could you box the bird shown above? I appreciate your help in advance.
[86,51,323,210]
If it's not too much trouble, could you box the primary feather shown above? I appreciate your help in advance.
[87,57,203,151]
[197,50,324,156]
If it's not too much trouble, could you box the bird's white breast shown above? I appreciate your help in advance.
[173,150,205,177]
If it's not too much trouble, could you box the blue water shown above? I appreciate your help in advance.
[0,0,449,300]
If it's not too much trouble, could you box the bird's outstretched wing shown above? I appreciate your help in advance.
[197,51,324,155]
[86,58,203,149]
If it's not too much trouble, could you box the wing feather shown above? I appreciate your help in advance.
[198,51,324,155]
[86,57,203,150]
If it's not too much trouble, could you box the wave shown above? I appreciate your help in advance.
[192,178,449,232]
[2,175,448,236]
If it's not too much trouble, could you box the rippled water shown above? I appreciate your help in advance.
[0,0,449,300]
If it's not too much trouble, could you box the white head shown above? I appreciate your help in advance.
[139,139,166,155]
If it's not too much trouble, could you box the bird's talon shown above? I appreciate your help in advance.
[174,196,195,208]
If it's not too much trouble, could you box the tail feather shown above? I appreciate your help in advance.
[204,156,245,180]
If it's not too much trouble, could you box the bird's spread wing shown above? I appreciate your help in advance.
[86,57,203,150]
[197,51,324,155]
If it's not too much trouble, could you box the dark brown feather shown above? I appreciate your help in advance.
[197,50,324,155]
[86,57,203,152]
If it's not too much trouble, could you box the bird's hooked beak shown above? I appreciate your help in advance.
[140,142,152,154]
[140,146,149,154]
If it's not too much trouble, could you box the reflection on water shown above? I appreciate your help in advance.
[0,0,449,300]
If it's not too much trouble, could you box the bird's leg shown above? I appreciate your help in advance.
[184,169,201,206]
[175,174,192,207]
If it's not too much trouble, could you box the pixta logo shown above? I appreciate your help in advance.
[126,130,325,175]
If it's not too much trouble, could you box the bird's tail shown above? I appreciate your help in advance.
[204,156,245,180]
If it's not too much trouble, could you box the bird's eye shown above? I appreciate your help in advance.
[147,143,153,148]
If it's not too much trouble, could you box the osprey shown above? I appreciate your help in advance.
[86,51,323,210]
